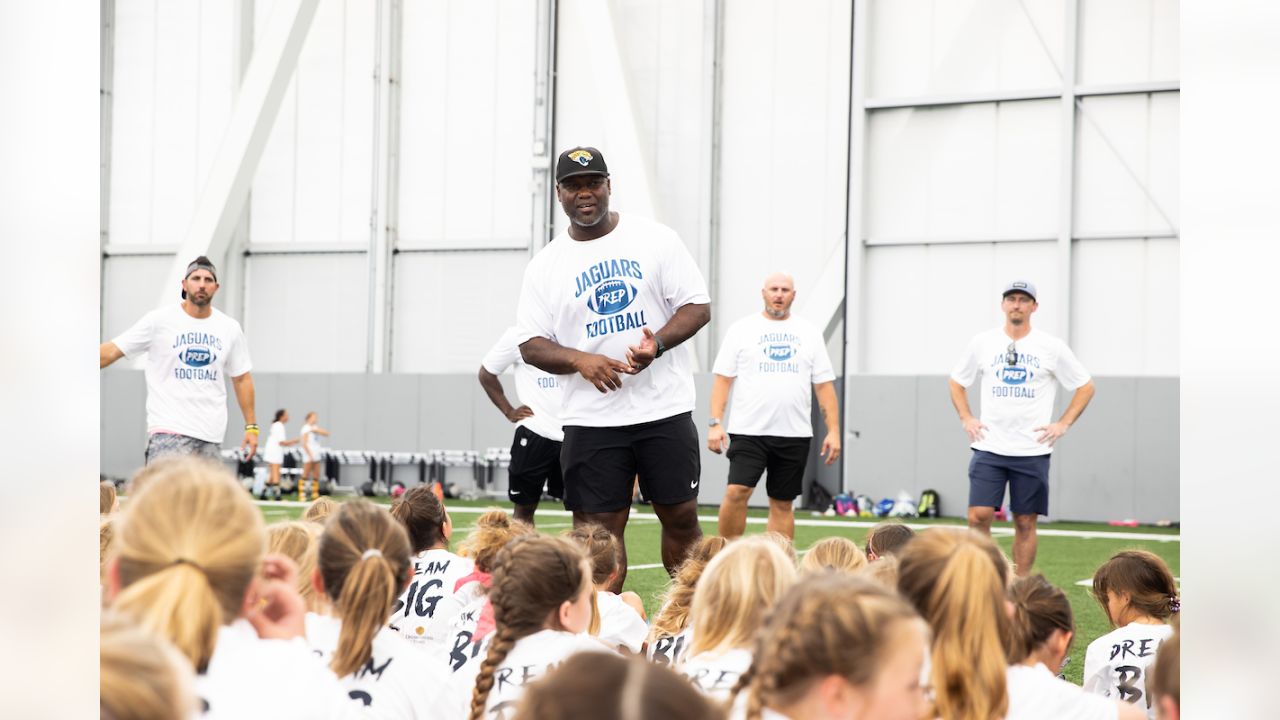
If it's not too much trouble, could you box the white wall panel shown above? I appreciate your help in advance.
[398,0,538,249]
[250,0,375,245]
[102,255,179,341]
[863,241,1061,373]
[390,252,529,372]
[109,0,235,246]
[1079,0,1179,85]
[866,100,1059,241]
[245,254,368,371]
[715,0,851,344]
[1071,238,1178,375]
[868,0,1065,99]
[1074,93,1179,235]
[553,0,710,253]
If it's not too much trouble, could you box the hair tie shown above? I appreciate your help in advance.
[361,549,383,561]
[170,557,207,576]
[1169,596,1181,613]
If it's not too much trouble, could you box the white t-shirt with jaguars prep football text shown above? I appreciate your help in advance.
[515,214,710,427]
[111,304,253,444]
[481,326,565,442]
[950,327,1091,456]
[713,313,835,437]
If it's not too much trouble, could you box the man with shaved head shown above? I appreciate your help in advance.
[709,273,841,539]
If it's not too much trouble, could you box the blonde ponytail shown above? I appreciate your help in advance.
[317,501,412,677]
[110,458,264,673]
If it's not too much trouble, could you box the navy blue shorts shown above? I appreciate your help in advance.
[968,450,1051,516]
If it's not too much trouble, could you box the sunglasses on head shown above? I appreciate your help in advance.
[1006,343,1018,366]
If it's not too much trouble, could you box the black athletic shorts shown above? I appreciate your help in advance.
[560,412,701,513]
[726,434,811,501]
[507,425,563,504]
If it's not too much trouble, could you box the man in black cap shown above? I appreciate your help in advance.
[515,146,711,591]
[948,280,1095,575]
[100,256,259,464]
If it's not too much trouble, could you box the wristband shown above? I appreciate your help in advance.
[244,424,260,435]
[654,335,667,359]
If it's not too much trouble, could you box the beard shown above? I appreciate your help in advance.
[1009,316,1024,326]
[765,306,789,319]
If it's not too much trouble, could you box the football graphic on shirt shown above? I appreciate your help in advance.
[764,343,796,361]
[996,366,1032,385]
[178,346,216,367]
[587,279,638,315]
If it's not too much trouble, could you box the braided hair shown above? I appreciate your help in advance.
[729,572,925,720]
[468,535,589,720]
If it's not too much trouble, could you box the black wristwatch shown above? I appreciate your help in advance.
[653,334,667,359]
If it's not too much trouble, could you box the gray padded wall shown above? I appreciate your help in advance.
[100,371,1178,522]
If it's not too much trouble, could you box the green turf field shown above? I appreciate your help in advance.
[257,496,1180,686]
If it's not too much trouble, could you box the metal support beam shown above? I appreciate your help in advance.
[704,0,725,369]
[1058,0,1079,344]
[225,0,256,325]
[530,0,558,252]
[156,0,320,309]
[841,0,870,494]
[367,0,402,373]
[100,0,114,337]
[864,80,1178,111]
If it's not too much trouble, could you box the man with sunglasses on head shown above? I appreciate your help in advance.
[100,256,258,465]
[948,281,1094,576]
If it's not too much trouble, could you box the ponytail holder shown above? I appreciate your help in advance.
[361,549,383,561]
[1169,596,1181,613]
[170,557,207,576]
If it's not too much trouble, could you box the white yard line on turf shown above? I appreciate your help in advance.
[1075,576,1180,588]
[251,501,1177,542]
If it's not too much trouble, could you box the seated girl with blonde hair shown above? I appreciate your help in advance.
[679,535,798,701]
[729,573,929,720]
[305,500,445,718]
[104,457,358,718]
[646,535,728,667]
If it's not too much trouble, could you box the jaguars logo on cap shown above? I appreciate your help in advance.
[568,149,594,167]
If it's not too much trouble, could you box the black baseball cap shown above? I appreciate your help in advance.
[181,256,218,300]
[555,146,609,183]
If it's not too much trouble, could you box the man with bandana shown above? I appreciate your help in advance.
[101,256,258,465]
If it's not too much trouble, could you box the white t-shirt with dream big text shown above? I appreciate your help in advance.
[515,214,710,427]
[646,626,693,668]
[305,613,445,720]
[479,629,613,718]
[1007,662,1119,720]
[112,304,252,444]
[1083,622,1174,719]
[681,647,754,702]
[481,326,565,442]
[196,619,359,720]
[713,313,835,437]
[388,548,474,647]
[950,327,1091,456]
